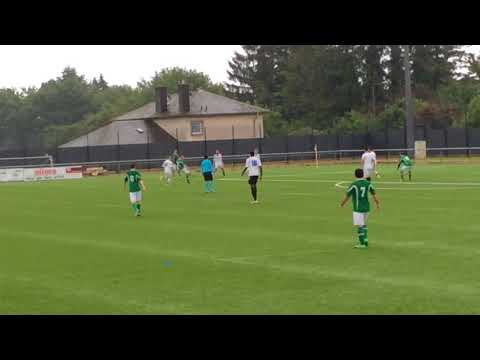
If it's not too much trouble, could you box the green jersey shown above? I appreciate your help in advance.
[399,155,413,167]
[176,159,185,170]
[125,170,142,192]
[346,179,376,213]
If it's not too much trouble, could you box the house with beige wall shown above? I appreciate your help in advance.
[60,84,268,148]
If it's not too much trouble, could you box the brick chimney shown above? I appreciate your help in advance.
[155,86,168,113]
[177,84,190,113]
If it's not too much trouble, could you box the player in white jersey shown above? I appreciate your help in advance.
[241,151,263,204]
[361,146,377,181]
[162,157,175,184]
[254,147,261,160]
[213,150,225,176]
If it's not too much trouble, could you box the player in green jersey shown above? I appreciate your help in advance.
[176,155,191,184]
[340,168,380,249]
[124,164,146,216]
[397,152,413,181]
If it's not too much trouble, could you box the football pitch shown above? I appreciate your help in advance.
[1,162,480,314]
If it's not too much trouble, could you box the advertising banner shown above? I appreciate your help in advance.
[22,166,83,182]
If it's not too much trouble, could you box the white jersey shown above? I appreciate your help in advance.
[361,151,376,169]
[245,156,262,177]
[162,159,175,173]
[213,153,224,167]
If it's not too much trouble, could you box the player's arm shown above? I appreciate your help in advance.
[397,159,401,170]
[241,159,248,176]
[124,176,128,191]
[340,194,350,207]
[370,186,380,209]
[340,186,353,207]
[140,179,146,191]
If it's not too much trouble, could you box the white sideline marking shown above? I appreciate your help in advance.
[218,178,340,184]
[218,249,333,262]
[334,181,480,191]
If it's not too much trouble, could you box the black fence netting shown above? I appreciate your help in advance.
[1,127,480,168]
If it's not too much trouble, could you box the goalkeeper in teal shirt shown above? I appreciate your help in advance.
[200,155,215,193]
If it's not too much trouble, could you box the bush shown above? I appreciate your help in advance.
[468,95,480,128]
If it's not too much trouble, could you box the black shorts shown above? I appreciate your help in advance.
[248,176,259,185]
[203,172,213,181]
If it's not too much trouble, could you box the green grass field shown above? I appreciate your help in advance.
[1,162,480,314]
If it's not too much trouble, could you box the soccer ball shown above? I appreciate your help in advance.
[136,128,145,134]
[375,172,381,178]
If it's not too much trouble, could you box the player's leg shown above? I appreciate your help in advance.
[129,192,138,215]
[364,168,372,182]
[203,173,210,192]
[135,191,142,215]
[249,177,258,203]
[353,212,367,248]
[221,165,225,176]
[408,169,412,181]
[362,213,369,247]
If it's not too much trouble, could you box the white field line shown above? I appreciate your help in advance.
[221,177,480,186]
[334,181,480,191]
[217,248,335,262]
[4,228,480,298]
[218,178,341,184]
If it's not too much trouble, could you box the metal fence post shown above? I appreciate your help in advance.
[465,110,470,158]
[146,125,151,170]
[86,133,90,163]
[117,130,120,173]
[231,125,235,168]
[285,135,289,164]
[204,126,207,156]
[444,128,448,157]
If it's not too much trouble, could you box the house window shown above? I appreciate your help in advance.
[191,120,203,135]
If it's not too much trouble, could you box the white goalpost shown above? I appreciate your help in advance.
[0,154,53,169]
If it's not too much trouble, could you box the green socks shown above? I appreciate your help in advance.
[132,203,141,215]
[358,226,368,246]
[357,227,365,245]
[357,225,368,246]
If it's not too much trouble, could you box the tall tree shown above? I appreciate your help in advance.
[357,45,388,115]
[138,67,224,96]
[385,45,404,101]
[31,67,95,126]
[411,45,464,98]
[225,45,290,108]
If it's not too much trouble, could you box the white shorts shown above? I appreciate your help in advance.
[363,168,375,178]
[353,212,369,226]
[164,170,173,178]
[129,191,142,203]
[399,165,411,173]
[214,163,224,169]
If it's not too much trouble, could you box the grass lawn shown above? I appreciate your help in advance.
[1,162,480,314]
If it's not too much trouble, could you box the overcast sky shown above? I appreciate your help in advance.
[0,45,478,90]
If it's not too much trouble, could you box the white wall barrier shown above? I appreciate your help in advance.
[0,166,83,182]
[0,168,24,182]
